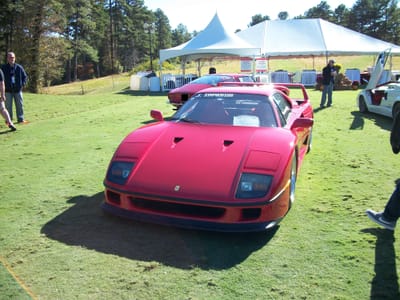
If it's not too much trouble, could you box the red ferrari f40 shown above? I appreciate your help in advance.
[103,83,313,232]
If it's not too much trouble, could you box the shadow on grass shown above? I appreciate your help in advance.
[41,192,276,270]
[141,116,175,125]
[312,106,326,114]
[117,89,168,97]
[361,228,400,299]
[349,111,392,131]
[0,128,16,135]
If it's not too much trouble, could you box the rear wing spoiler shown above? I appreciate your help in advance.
[217,82,310,103]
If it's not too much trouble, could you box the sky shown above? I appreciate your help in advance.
[144,0,358,33]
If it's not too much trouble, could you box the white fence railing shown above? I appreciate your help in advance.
[160,74,198,91]
[130,73,198,92]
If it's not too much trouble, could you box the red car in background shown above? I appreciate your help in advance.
[103,83,314,232]
[168,73,255,109]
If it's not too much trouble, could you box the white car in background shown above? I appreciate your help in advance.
[357,49,400,118]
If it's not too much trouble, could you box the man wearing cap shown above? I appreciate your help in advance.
[320,59,337,108]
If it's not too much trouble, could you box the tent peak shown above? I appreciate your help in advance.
[159,12,260,62]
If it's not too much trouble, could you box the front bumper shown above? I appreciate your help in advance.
[102,184,289,232]
[102,201,282,232]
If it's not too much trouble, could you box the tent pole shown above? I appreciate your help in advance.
[252,56,256,76]
[159,61,163,92]
[180,59,186,75]
[197,60,201,77]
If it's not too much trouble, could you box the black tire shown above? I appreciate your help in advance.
[306,128,313,153]
[392,103,400,119]
[359,95,368,113]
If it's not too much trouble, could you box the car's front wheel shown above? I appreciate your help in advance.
[359,95,368,113]
[289,153,298,208]
[306,128,313,153]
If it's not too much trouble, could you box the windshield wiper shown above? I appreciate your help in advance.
[178,117,200,123]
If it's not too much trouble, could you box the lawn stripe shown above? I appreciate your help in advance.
[0,255,37,300]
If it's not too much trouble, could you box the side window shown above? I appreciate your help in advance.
[272,93,291,125]
[238,76,255,83]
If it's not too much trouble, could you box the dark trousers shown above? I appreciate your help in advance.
[383,181,400,221]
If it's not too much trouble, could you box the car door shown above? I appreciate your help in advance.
[271,92,310,152]
[382,86,400,117]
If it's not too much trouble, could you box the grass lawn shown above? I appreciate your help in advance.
[1,74,399,299]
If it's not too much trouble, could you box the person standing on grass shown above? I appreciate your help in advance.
[320,59,336,108]
[0,69,16,131]
[366,111,400,230]
[1,52,28,123]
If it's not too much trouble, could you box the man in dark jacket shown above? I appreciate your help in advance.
[319,59,336,108]
[366,112,400,230]
[1,52,28,123]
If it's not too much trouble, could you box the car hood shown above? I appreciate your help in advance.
[169,84,211,95]
[113,123,294,201]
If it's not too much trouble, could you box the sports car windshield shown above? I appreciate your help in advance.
[189,74,254,85]
[172,93,277,127]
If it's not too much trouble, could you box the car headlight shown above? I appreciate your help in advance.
[235,173,273,199]
[106,161,134,185]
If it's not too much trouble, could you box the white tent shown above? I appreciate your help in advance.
[236,18,400,58]
[159,13,261,62]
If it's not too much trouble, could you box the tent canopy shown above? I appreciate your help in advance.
[159,13,261,62]
[236,18,400,58]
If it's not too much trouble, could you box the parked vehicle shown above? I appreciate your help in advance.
[103,83,313,232]
[357,49,400,118]
[168,73,255,109]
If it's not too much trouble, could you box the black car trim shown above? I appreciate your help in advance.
[103,181,289,207]
[102,202,282,232]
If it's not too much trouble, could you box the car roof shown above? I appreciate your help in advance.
[188,73,254,84]
[202,73,252,76]
[194,85,277,96]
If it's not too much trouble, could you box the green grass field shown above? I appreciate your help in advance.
[1,72,399,299]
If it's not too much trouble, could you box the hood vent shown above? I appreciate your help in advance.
[173,137,184,143]
[223,140,234,147]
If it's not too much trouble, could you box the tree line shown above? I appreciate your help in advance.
[0,0,398,93]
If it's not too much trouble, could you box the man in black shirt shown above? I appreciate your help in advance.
[319,59,336,108]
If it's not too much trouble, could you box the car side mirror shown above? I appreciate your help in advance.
[150,109,164,121]
[290,118,313,130]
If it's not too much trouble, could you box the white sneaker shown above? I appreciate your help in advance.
[366,209,396,231]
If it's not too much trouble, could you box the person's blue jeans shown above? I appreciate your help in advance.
[320,82,333,107]
[5,91,25,122]
[383,181,400,222]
